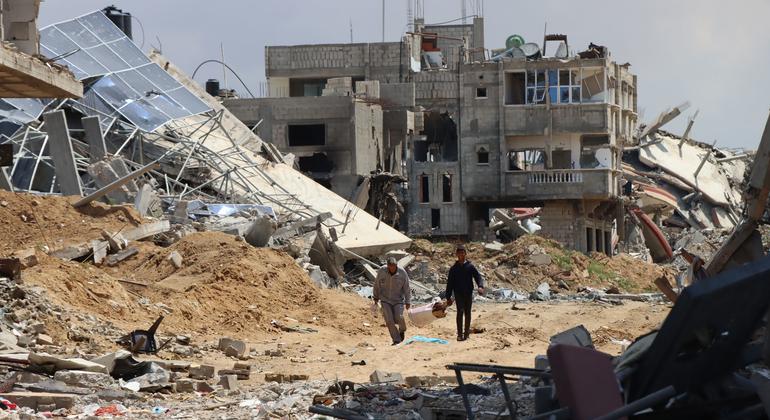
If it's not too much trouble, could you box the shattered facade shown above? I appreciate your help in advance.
[235,18,638,254]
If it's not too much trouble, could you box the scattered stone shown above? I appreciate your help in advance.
[53,370,115,389]
[168,251,183,269]
[0,392,75,410]
[36,334,54,346]
[219,337,246,358]
[369,370,403,383]
[218,374,238,391]
[12,248,37,269]
[175,379,195,393]
[529,254,552,266]
[189,364,215,380]
[264,373,309,383]
[218,369,251,380]
[531,282,551,301]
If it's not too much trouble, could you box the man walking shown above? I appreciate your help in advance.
[373,257,411,345]
[445,245,484,341]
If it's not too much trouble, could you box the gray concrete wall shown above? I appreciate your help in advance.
[266,42,407,83]
[223,96,383,182]
[406,161,466,236]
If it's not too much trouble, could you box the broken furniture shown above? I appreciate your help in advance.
[119,316,172,354]
[445,363,551,419]
[619,254,770,410]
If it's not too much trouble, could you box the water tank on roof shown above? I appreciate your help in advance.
[505,35,525,49]
[102,6,132,39]
[205,79,220,97]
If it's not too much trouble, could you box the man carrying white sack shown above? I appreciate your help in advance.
[373,257,412,345]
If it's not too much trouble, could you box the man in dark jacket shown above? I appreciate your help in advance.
[445,244,484,341]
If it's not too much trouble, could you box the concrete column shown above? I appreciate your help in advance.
[43,110,82,196]
[82,116,106,163]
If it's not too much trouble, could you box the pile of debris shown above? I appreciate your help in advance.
[342,235,674,304]
[0,10,410,294]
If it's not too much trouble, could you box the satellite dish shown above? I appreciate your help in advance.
[520,43,542,59]
[555,42,568,59]
[505,34,525,49]
[491,46,526,62]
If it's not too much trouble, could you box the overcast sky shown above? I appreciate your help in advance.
[39,0,770,149]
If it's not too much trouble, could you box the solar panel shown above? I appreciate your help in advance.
[39,11,211,131]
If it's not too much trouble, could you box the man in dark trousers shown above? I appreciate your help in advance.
[445,244,484,341]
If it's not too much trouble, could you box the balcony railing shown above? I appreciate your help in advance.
[501,169,617,200]
[528,170,584,184]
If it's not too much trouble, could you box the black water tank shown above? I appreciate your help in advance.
[205,79,220,97]
[103,6,133,39]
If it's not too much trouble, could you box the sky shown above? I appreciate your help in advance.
[38,0,770,149]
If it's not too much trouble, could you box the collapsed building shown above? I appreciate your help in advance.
[0,8,412,281]
[223,16,640,254]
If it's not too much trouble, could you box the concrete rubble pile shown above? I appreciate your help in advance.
[341,236,671,306]
[0,11,410,286]
[619,104,753,266]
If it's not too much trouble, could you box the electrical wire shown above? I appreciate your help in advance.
[425,15,478,26]
[131,15,146,49]
[191,59,255,98]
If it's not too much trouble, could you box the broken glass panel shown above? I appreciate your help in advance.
[88,44,130,72]
[136,64,181,91]
[118,99,169,132]
[56,20,100,48]
[37,10,211,132]
[108,38,150,67]
[77,11,124,42]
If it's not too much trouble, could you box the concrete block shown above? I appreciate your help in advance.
[218,374,238,391]
[189,364,215,380]
[36,334,54,346]
[218,337,246,358]
[0,392,75,410]
[175,379,195,393]
[91,240,108,265]
[101,230,127,252]
[196,381,214,393]
[12,248,37,268]
[219,369,251,380]
[167,251,183,269]
[134,184,163,217]
[54,370,115,389]
[369,370,403,383]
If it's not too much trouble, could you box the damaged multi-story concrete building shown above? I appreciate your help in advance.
[224,13,637,254]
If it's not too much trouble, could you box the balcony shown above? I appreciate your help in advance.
[503,169,618,200]
[503,103,610,135]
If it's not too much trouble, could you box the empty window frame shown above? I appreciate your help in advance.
[580,135,610,169]
[580,68,606,103]
[505,72,526,105]
[442,173,452,202]
[420,174,430,203]
[476,87,487,98]
[431,208,441,229]
[525,70,546,104]
[476,145,490,164]
[288,124,326,146]
[507,149,545,171]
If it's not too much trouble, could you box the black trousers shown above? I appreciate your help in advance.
[454,293,473,337]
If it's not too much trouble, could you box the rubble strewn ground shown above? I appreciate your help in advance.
[0,189,674,418]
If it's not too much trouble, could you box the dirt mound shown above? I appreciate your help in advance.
[409,235,673,293]
[23,230,370,342]
[0,189,140,255]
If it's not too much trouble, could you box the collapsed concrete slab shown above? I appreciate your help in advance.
[151,52,411,257]
[639,135,740,209]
